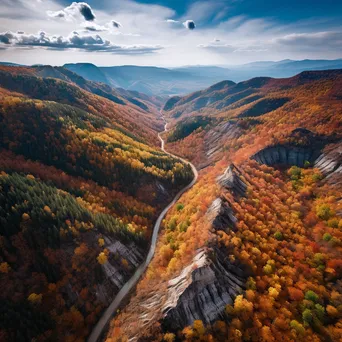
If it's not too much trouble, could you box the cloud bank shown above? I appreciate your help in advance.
[273,31,342,51]
[1,0,341,66]
[198,30,342,55]
[0,30,163,55]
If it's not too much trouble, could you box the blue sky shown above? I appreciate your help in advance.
[0,0,341,66]
[141,0,342,22]
[56,0,342,26]
[57,0,342,21]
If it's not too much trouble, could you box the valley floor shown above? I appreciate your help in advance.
[88,116,198,342]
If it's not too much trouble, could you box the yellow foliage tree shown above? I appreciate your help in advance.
[97,252,108,265]
[163,332,176,342]
[28,293,42,305]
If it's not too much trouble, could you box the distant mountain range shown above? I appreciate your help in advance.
[1,59,342,96]
[63,59,342,96]
[63,63,208,96]
[163,69,342,120]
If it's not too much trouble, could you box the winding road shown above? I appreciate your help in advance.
[87,116,198,342]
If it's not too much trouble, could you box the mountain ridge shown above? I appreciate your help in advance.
[61,59,342,96]
[163,69,342,120]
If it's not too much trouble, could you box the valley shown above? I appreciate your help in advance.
[0,66,341,342]
[88,118,198,342]
[1,0,341,341]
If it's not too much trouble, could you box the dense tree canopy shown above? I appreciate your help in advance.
[0,66,194,341]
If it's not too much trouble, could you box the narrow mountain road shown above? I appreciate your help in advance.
[87,115,198,342]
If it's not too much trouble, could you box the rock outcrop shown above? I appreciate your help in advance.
[315,142,342,176]
[162,248,247,331]
[206,197,237,232]
[204,121,242,166]
[96,236,144,305]
[251,128,330,168]
[161,184,247,332]
[250,129,342,190]
[252,145,318,167]
[217,164,247,198]
[315,142,342,190]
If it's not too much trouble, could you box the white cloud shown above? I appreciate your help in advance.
[198,40,267,53]
[234,46,268,53]
[81,22,108,32]
[0,30,163,54]
[272,31,342,51]
[198,42,235,52]
[47,10,66,19]
[47,2,96,22]
[198,29,341,56]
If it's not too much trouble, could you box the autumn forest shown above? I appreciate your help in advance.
[0,64,341,342]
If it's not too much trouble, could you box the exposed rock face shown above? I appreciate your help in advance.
[217,164,247,198]
[315,142,342,176]
[315,142,342,190]
[251,144,322,168]
[161,182,247,332]
[162,248,247,331]
[251,128,330,168]
[115,166,248,339]
[206,197,237,232]
[161,167,248,330]
[96,236,144,305]
[204,121,242,166]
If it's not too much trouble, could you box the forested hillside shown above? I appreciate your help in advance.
[0,66,193,341]
[0,66,162,146]
[107,70,342,342]
[164,70,342,167]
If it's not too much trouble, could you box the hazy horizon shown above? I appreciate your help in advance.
[1,57,342,69]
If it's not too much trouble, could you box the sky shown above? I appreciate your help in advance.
[0,0,341,67]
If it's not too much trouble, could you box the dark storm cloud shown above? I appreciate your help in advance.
[183,20,196,30]
[0,30,163,55]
